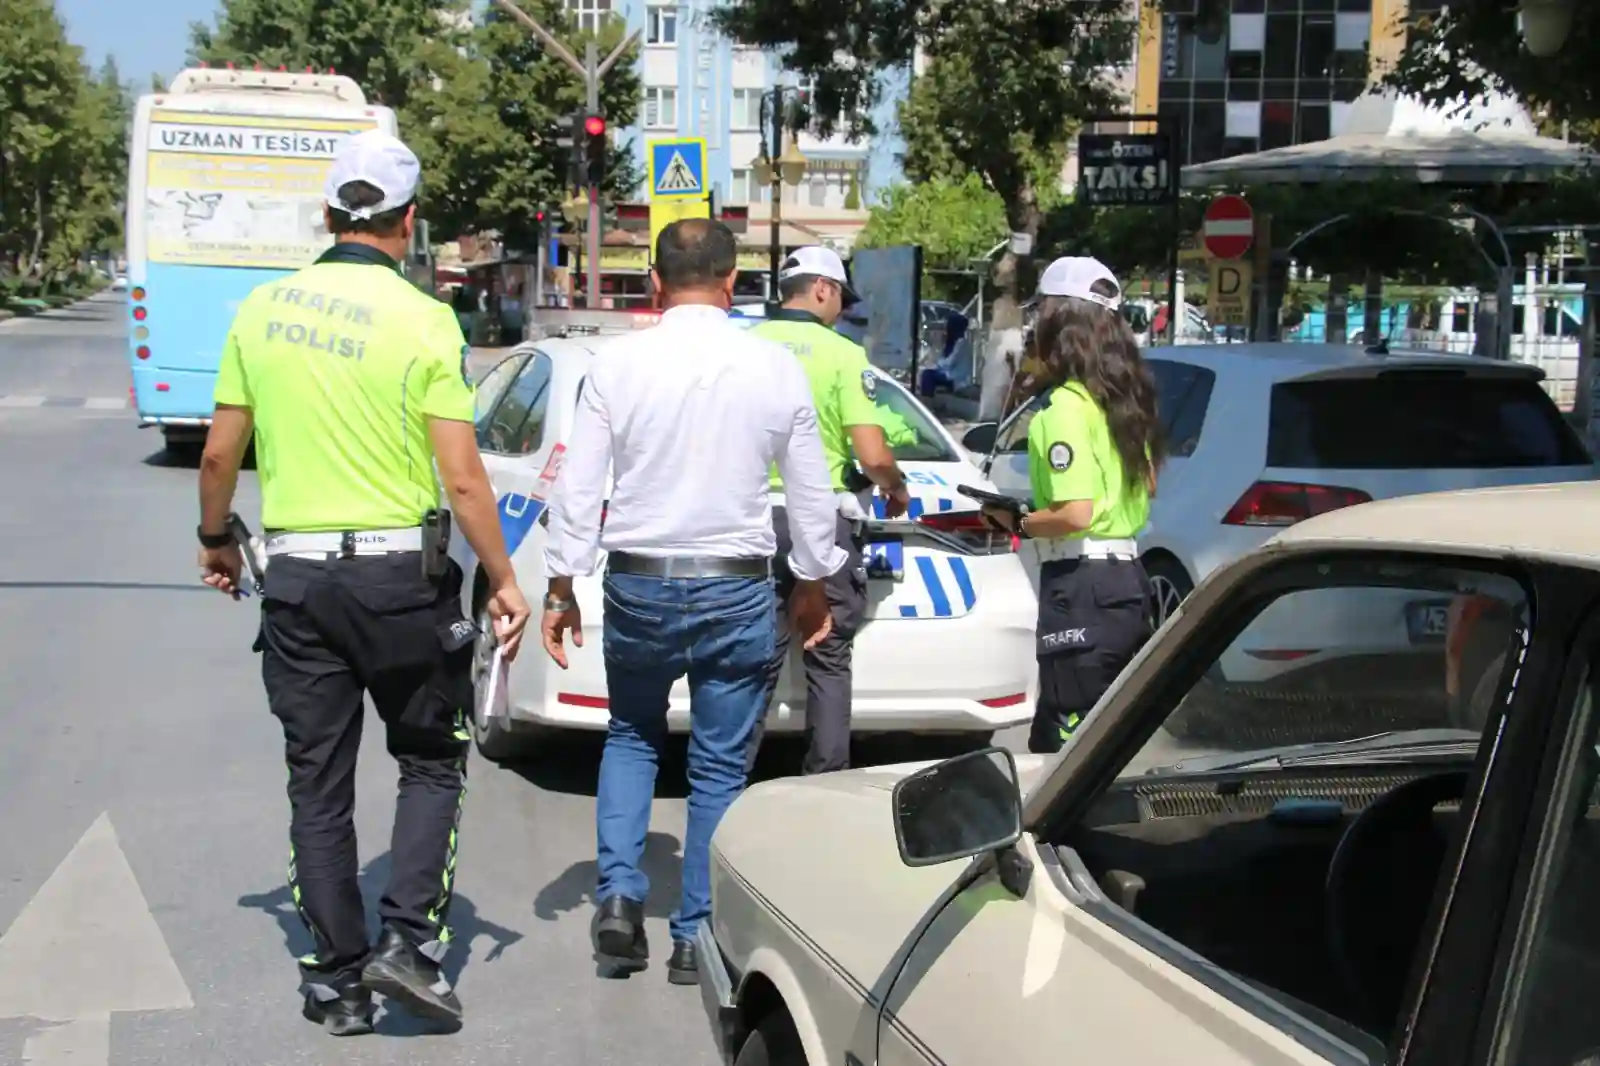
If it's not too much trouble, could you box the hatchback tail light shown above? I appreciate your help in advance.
[916,510,1018,553]
[1222,481,1372,527]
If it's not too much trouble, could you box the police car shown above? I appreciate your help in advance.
[452,339,1036,761]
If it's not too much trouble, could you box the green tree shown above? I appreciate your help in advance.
[713,0,1134,328]
[858,174,1006,264]
[1386,3,1599,137]
[0,0,125,287]
[449,0,641,251]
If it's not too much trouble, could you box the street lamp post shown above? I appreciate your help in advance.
[561,191,591,306]
[751,87,809,302]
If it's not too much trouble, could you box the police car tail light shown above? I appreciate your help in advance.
[1222,481,1372,527]
[917,510,1017,553]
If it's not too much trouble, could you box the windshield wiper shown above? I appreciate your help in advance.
[1145,729,1481,777]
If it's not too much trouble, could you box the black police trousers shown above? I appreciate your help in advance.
[1032,556,1155,754]
[254,552,475,988]
[748,509,869,775]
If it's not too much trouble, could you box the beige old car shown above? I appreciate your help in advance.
[697,481,1600,1066]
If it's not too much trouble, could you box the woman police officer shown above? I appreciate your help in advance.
[981,257,1165,754]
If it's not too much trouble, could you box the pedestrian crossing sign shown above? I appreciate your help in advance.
[649,138,707,200]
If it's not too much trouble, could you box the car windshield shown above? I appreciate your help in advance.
[872,377,958,463]
[1120,561,1531,781]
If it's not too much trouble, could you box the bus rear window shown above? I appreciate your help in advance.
[1267,373,1592,469]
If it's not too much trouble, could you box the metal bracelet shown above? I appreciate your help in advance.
[544,596,575,612]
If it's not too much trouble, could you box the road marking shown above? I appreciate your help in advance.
[0,813,193,1065]
[0,396,46,408]
[82,398,128,410]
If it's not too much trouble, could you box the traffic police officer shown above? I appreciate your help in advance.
[195,130,532,1035]
[748,246,912,774]
[982,257,1164,754]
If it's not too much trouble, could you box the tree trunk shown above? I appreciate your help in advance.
[26,185,45,277]
[989,179,1043,332]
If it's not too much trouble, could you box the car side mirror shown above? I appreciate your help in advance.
[960,422,998,455]
[891,746,1023,867]
[1122,304,1151,333]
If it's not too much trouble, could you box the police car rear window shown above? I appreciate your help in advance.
[1267,373,1591,469]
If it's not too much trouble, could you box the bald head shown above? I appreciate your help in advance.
[655,218,737,293]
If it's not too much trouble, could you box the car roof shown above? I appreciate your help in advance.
[1144,342,1545,384]
[1268,480,1600,566]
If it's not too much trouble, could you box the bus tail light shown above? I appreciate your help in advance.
[155,383,170,392]
[136,346,150,360]
[131,286,145,301]
[133,306,147,321]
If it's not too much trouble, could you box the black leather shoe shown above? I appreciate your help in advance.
[361,927,464,1024]
[592,895,648,965]
[301,981,375,1036]
[667,940,698,985]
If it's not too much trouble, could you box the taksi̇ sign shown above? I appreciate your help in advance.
[1076,132,1176,207]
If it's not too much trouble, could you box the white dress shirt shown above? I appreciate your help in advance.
[543,303,849,582]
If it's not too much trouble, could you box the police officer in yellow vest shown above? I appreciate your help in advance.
[981,257,1163,754]
[747,246,911,774]
[195,130,532,1035]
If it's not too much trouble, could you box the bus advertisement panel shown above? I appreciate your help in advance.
[144,111,378,270]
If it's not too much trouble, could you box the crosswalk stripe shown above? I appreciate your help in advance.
[84,397,129,410]
[0,395,46,407]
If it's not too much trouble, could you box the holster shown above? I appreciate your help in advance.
[421,509,451,582]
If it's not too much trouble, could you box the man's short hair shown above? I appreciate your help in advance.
[778,274,821,303]
[655,219,737,290]
[327,180,411,237]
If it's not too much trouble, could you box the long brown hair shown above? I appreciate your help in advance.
[1005,282,1164,492]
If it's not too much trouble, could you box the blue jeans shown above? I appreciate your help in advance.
[596,571,776,943]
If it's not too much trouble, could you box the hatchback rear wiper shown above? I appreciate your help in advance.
[1146,729,1481,776]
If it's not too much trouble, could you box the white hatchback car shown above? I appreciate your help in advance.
[452,339,1037,760]
[966,344,1596,685]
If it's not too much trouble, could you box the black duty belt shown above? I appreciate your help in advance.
[607,552,772,579]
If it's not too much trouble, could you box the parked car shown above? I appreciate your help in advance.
[961,343,1596,685]
[697,481,1600,1066]
[452,339,1035,761]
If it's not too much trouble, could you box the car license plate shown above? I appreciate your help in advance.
[864,540,904,582]
[1405,600,1452,644]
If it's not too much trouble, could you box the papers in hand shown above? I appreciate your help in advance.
[481,619,510,719]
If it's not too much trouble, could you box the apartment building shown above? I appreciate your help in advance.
[568,0,907,251]
[1128,0,1445,169]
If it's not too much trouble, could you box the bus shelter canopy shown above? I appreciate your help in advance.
[1182,89,1599,188]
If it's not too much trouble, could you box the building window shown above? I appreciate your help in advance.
[642,87,677,129]
[1261,100,1295,149]
[1299,16,1334,80]
[807,172,827,207]
[731,88,763,130]
[1263,13,1298,79]
[564,0,612,35]
[729,168,752,205]
[645,4,677,45]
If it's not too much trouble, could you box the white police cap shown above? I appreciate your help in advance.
[1036,256,1122,312]
[324,130,421,220]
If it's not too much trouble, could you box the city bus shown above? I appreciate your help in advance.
[125,67,398,452]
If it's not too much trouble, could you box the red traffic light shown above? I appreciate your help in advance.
[535,210,545,221]
[584,115,606,137]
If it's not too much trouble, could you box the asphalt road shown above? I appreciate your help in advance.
[0,294,1030,1066]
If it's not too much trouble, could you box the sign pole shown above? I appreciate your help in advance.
[585,42,602,309]
[1163,116,1180,345]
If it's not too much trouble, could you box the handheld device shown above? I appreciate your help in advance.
[956,484,1031,520]
[224,512,267,597]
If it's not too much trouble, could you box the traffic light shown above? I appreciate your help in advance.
[555,112,585,193]
[583,112,607,188]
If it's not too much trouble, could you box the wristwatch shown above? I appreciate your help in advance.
[544,594,575,612]
[198,526,232,549]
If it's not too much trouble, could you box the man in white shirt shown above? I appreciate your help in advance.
[539,218,847,985]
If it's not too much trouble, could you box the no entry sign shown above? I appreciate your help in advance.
[1203,195,1254,259]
